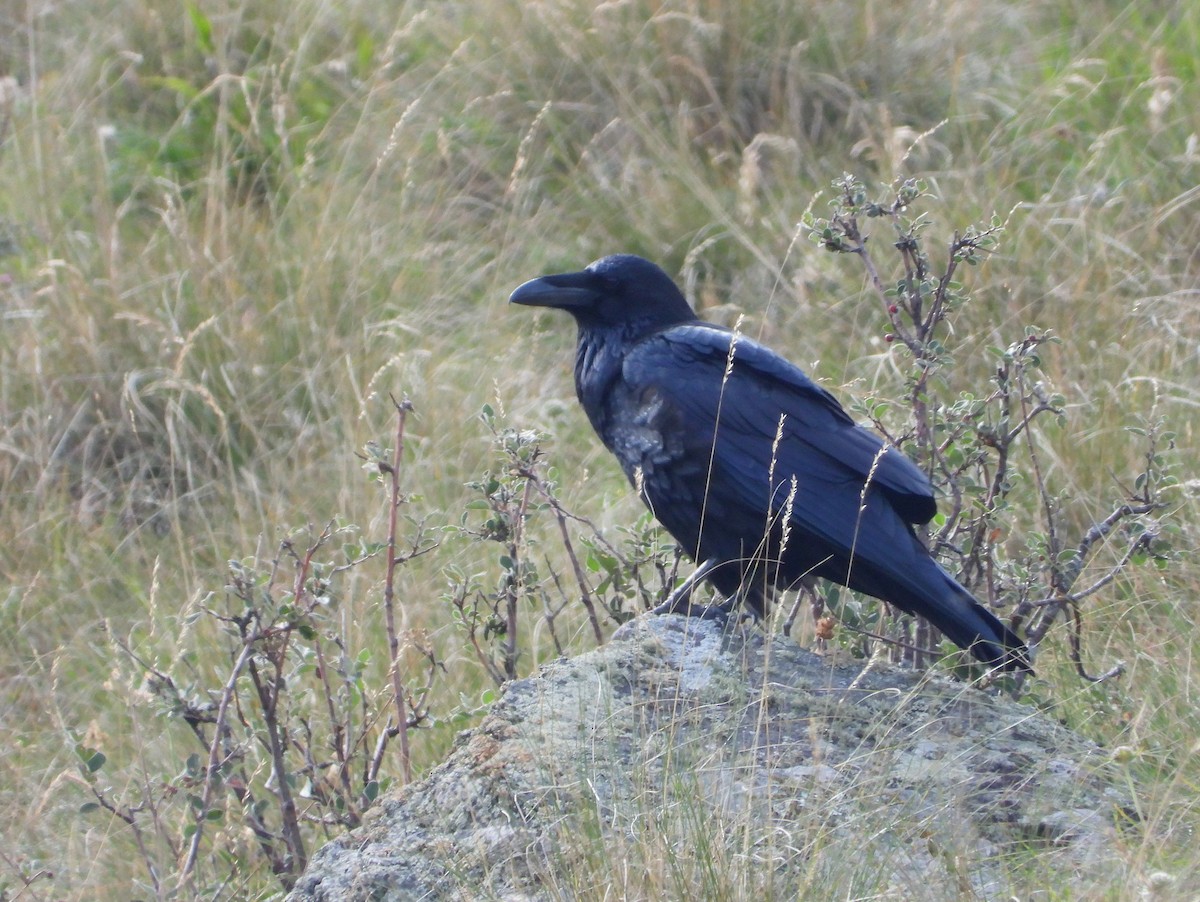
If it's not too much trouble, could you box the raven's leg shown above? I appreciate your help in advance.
[652,558,736,619]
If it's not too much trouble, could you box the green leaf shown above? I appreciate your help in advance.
[79,801,101,814]
[75,745,106,773]
[187,1,215,54]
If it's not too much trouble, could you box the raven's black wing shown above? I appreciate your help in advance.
[615,322,1027,669]
[619,323,936,547]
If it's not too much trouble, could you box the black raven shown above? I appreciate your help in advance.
[510,254,1029,672]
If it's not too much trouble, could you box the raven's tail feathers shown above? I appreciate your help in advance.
[927,575,1031,673]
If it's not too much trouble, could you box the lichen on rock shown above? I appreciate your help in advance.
[288,615,1134,900]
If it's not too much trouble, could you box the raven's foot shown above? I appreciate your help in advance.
[652,559,735,619]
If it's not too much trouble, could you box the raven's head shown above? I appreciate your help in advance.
[510,254,696,331]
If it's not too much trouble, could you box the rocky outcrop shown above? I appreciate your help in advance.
[289,615,1135,900]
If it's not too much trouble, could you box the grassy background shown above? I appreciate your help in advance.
[1,0,1197,897]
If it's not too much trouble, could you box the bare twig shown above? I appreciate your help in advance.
[246,648,307,883]
[541,560,571,654]
[531,475,604,642]
[383,394,415,784]
[1059,502,1159,596]
[1067,605,1126,683]
[178,638,257,892]
[449,583,508,686]
[0,845,55,896]
[503,477,535,679]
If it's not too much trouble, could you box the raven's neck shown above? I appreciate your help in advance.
[573,314,698,435]
[572,325,631,436]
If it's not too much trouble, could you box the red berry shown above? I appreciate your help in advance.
[888,304,898,314]
[884,333,895,343]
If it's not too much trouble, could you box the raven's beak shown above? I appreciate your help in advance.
[509,271,600,310]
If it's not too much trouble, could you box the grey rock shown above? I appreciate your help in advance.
[288,615,1133,901]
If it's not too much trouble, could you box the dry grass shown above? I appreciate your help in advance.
[1,0,1197,897]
